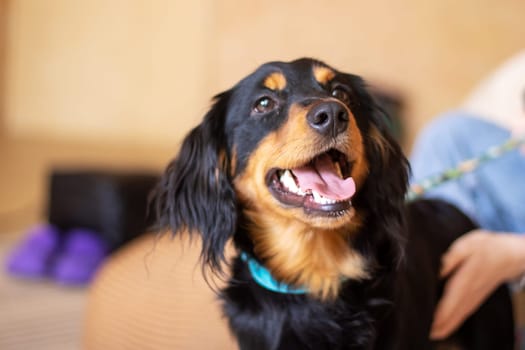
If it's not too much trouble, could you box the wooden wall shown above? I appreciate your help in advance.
[0,0,7,135]
[2,0,525,148]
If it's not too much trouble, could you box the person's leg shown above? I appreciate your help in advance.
[410,112,525,233]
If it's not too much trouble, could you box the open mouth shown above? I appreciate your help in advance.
[266,149,356,216]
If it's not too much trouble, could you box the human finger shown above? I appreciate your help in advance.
[439,236,474,278]
[431,260,479,339]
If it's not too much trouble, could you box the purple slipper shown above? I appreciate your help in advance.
[5,224,60,279]
[51,228,108,286]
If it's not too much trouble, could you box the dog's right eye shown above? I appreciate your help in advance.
[253,97,276,114]
[331,86,351,105]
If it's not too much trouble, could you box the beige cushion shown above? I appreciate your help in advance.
[83,233,237,350]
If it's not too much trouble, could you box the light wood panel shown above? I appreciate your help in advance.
[3,0,525,148]
[3,0,215,147]
[213,0,525,148]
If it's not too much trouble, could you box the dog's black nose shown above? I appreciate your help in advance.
[306,101,349,137]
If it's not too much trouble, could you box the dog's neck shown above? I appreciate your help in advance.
[240,252,308,294]
[241,210,369,300]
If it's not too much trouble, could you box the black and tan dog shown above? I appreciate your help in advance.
[154,58,514,349]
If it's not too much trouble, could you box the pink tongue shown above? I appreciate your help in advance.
[293,154,356,200]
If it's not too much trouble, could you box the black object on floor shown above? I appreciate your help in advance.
[48,170,160,251]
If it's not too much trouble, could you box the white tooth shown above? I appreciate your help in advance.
[312,191,323,203]
[312,193,340,205]
[296,183,306,195]
[280,170,300,194]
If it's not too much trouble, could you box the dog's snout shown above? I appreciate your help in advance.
[306,102,349,137]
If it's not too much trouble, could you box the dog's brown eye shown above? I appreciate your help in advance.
[331,87,350,105]
[253,97,276,113]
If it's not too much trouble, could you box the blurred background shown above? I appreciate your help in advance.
[0,0,524,349]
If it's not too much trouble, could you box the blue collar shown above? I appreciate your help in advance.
[240,252,307,295]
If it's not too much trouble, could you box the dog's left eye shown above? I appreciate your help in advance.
[253,97,276,114]
[331,87,350,105]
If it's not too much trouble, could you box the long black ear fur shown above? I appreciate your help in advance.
[366,103,410,265]
[153,91,236,273]
[352,82,410,270]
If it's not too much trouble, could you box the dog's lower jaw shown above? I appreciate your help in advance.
[244,210,369,300]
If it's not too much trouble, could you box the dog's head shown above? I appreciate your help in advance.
[155,58,409,298]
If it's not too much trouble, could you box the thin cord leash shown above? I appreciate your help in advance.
[406,137,525,201]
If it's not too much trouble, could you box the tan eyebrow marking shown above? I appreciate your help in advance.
[263,72,287,91]
[313,65,336,85]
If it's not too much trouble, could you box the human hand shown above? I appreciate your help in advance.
[430,230,525,340]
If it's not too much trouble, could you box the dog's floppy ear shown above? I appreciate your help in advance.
[350,82,410,267]
[367,104,409,214]
[367,102,409,263]
[153,91,236,273]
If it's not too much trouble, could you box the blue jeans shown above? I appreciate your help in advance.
[410,113,525,233]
